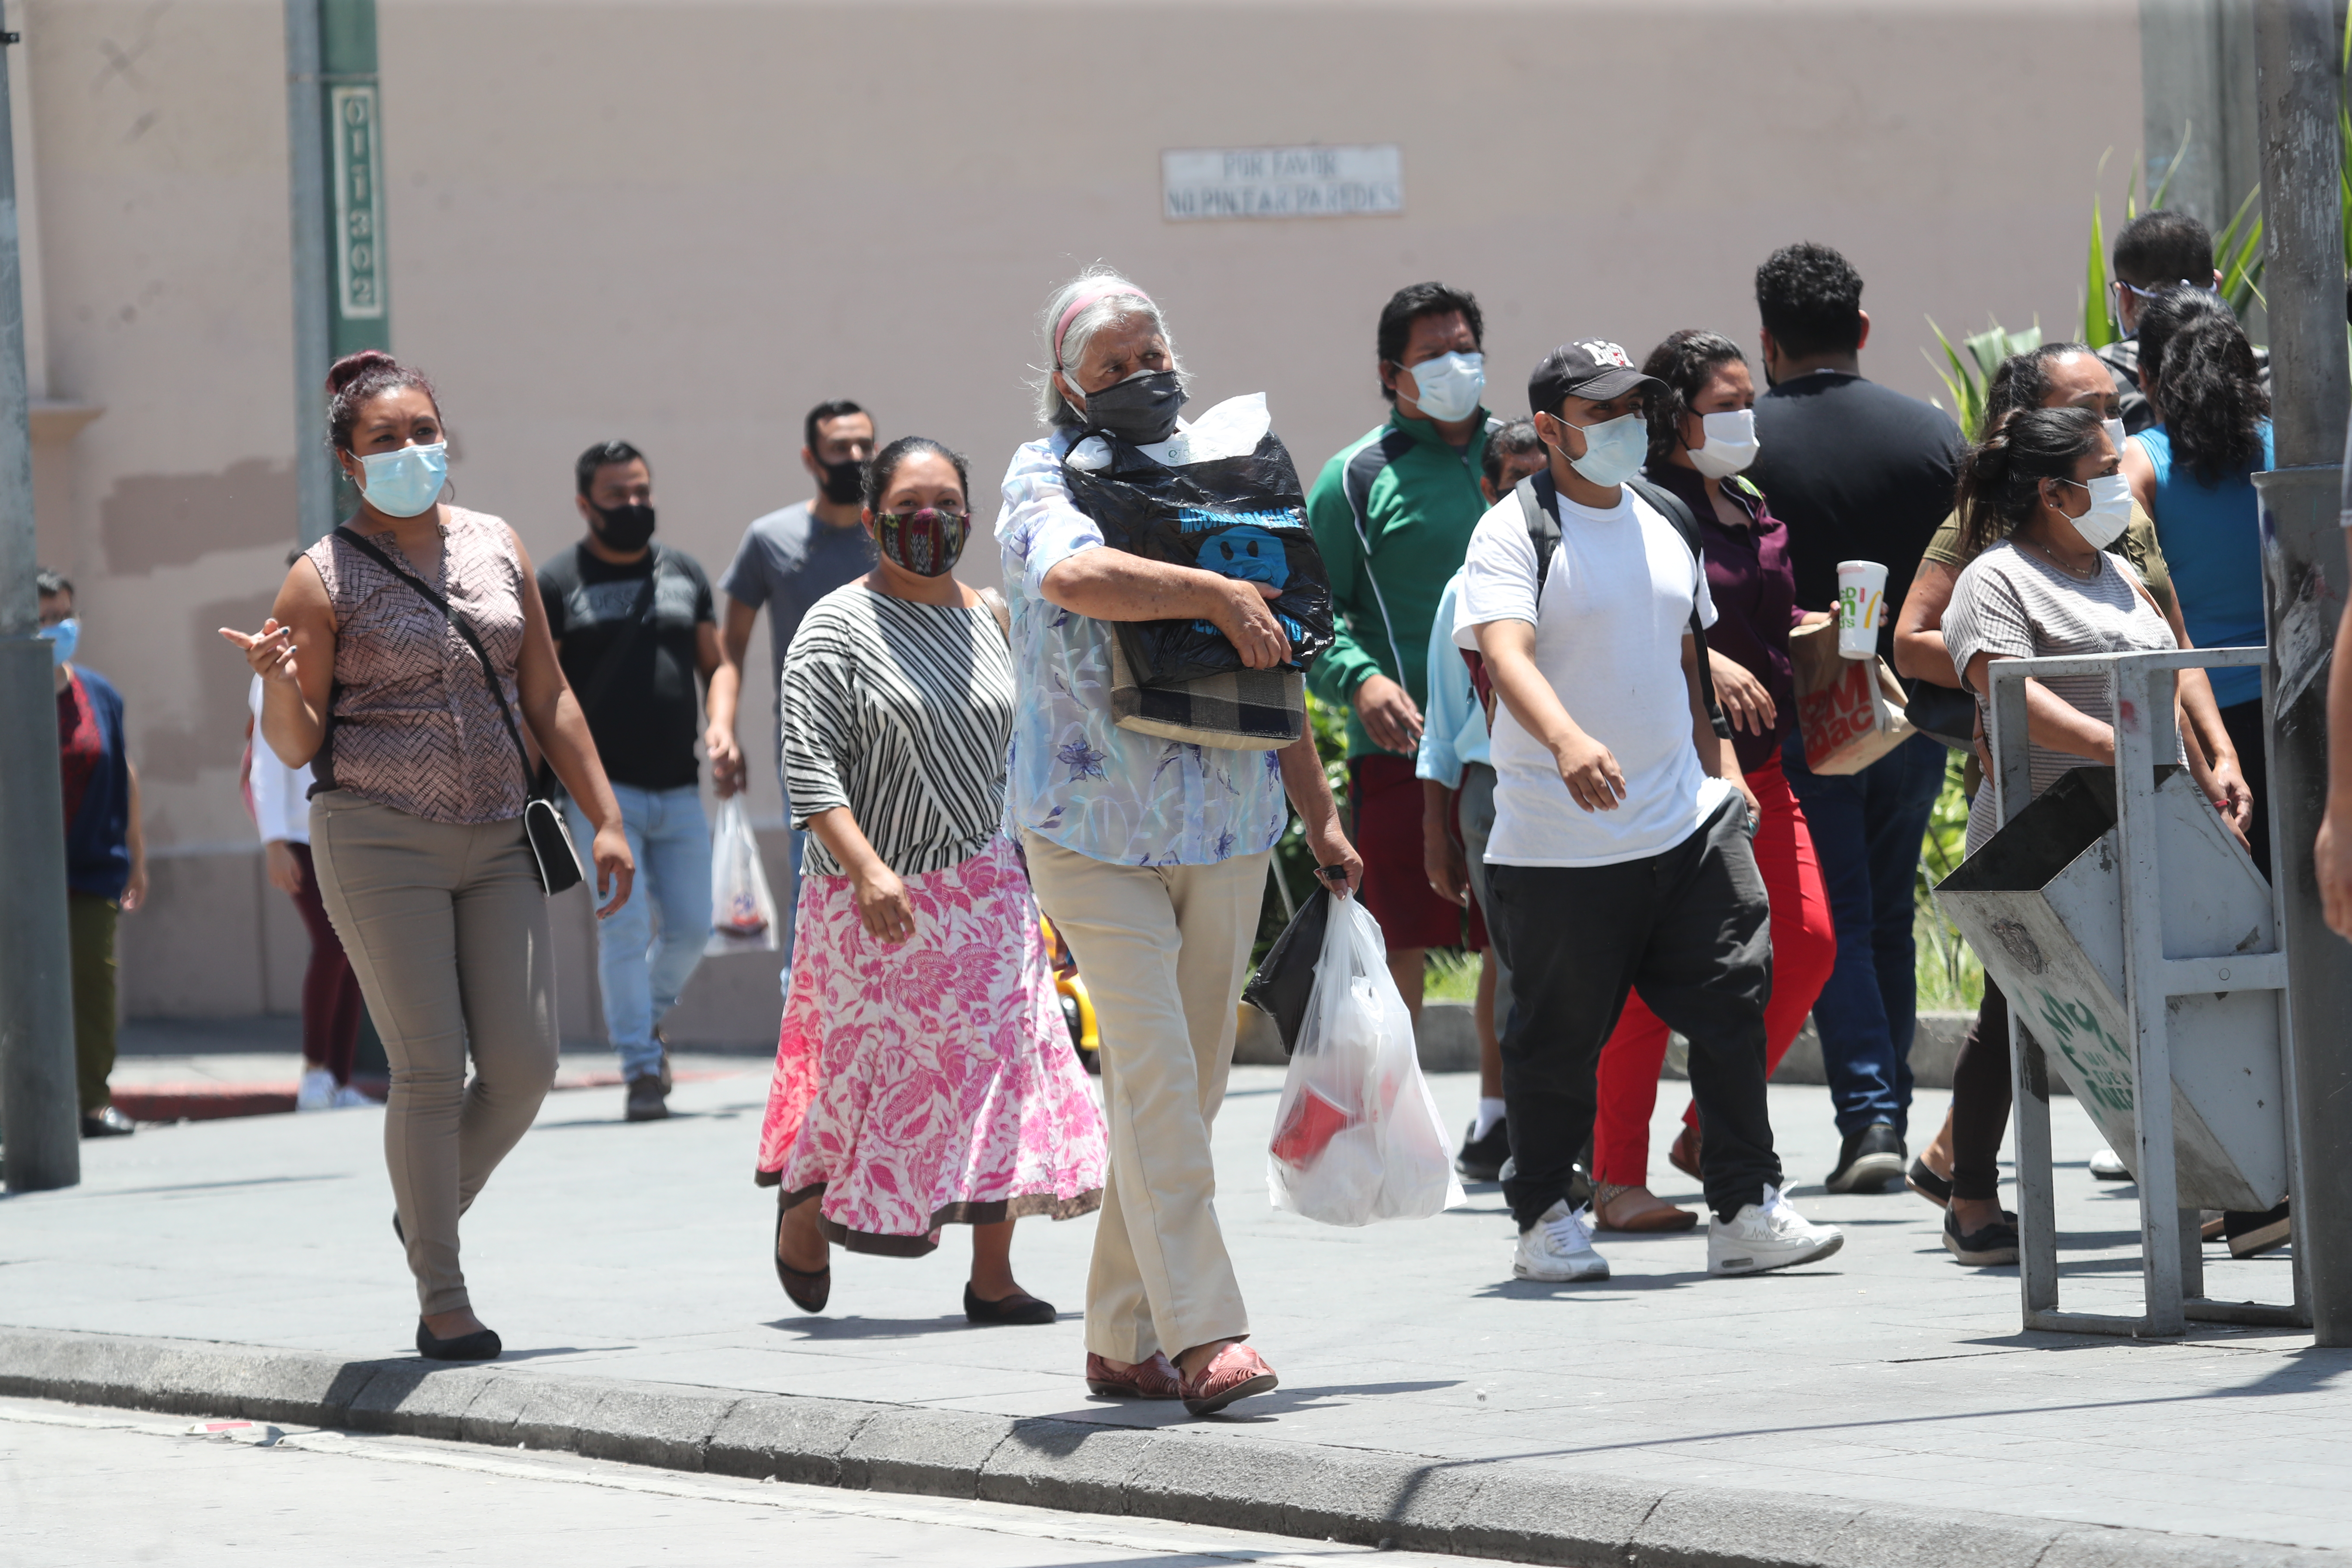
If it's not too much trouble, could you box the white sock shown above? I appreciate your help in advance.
[1473,1098,1507,1139]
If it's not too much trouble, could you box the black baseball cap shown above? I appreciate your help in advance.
[1527,339,1665,416]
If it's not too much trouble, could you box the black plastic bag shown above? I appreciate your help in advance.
[1242,885,1331,1057]
[1060,429,1333,688]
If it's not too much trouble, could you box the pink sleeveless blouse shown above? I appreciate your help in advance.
[305,508,531,825]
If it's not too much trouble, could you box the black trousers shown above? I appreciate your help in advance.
[1950,977,2013,1202]
[1487,797,1780,1228]
[2218,699,2271,879]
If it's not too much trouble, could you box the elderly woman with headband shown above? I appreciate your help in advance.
[997,267,1360,1417]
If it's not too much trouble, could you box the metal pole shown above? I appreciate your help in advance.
[0,4,82,1192]
[2251,0,2352,1346]
[285,0,334,547]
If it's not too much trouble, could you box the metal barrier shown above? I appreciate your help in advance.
[1933,646,2309,1337]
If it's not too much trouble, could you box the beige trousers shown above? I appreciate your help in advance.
[310,790,558,1317]
[1021,833,1268,1363]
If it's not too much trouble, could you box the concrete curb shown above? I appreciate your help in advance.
[1,1326,2331,1567]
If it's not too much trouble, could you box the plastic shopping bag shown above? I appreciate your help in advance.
[705,797,780,956]
[1266,897,1464,1226]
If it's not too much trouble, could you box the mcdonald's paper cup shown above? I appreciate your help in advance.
[1835,560,1888,660]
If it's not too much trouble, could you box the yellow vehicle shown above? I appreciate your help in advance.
[1041,915,1100,1075]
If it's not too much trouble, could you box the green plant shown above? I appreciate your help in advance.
[2080,131,2265,348]
[1924,318,2042,441]
[1914,753,1984,1012]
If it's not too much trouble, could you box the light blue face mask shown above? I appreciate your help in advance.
[1555,412,1648,489]
[39,616,78,667]
[355,441,449,518]
[1405,351,1485,423]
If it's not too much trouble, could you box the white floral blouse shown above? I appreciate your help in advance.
[994,431,1289,868]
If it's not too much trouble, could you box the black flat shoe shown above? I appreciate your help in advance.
[774,1206,830,1313]
[80,1106,135,1138]
[415,1320,501,1361]
[1906,1158,1952,1209]
[1943,1208,2021,1267]
[964,1283,1057,1326]
[392,1211,404,1245]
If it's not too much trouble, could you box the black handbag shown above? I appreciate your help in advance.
[332,527,586,895]
[1904,681,1980,752]
[1242,885,1331,1057]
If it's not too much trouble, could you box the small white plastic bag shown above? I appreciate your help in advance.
[705,797,780,956]
[1266,897,1464,1225]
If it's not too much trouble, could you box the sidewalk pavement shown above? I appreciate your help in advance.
[4,1052,2343,1565]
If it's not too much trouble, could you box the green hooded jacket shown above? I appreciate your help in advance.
[1305,408,1494,760]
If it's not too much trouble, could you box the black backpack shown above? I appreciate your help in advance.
[1510,469,1731,740]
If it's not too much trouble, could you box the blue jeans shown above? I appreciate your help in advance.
[1779,729,1948,1139]
[568,784,710,1081]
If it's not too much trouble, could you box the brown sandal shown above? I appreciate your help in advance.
[1592,1181,1699,1233]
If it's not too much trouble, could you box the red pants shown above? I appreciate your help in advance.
[1589,756,1836,1186]
[288,842,364,1085]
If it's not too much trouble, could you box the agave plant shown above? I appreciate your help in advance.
[2081,126,2265,348]
[1924,318,2042,441]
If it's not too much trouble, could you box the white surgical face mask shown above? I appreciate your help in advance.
[2061,472,2134,550]
[2101,416,2128,458]
[1404,351,1485,423]
[1687,409,1760,478]
[1553,411,1648,489]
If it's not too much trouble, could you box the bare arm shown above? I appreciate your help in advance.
[508,530,635,919]
[121,762,147,913]
[1964,652,2119,765]
[1471,616,1624,812]
[697,617,745,798]
[1894,560,1963,687]
[1422,778,1467,906]
[220,558,337,770]
[1040,549,1290,669]
[804,806,914,942]
[2157,597,2251,831]
[1277,729,1361,892]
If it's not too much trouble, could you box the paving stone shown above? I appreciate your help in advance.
[1629,1486,1860,1567]
[1451,1468,1665,1566]
[567,1383,735,1472]
[978,1418,1156,1513]
[0,1328,165,1408]
[704,1394,880,1486]
[499,1375,616,1455]
[1119,1433,1324,1537]
[2039,1527,2342,1568]
[838,1406,1016,1498]
[344,1361,501,1440]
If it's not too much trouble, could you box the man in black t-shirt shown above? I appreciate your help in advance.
[539,440,741,1122]
[1748,243,1964,1194]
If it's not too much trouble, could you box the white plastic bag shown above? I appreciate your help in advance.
[705,797,780,956]
[1266,897,1464,1225]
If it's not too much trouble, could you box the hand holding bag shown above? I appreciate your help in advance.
[332,527,586,895]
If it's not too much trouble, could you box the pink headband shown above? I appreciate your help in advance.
[1054,286,1154,369]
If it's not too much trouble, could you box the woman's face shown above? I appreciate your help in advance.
[1059,313,1172,405]
[2040,429,2121,527]
[338,385,443,482]
[868,450,966,520]
[2040,351,2121,420]
[1678,359,1755,450]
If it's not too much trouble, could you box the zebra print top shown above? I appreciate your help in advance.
[781,583,1014,878]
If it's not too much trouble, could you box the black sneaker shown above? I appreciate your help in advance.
[2223,1200,2291,1259]
[1456,1118,1509,1181]
[1825,1122,1904,1193]
[80,1106,136,1138]
[1943,1207,2021,1266]
[625,1073,670,1122]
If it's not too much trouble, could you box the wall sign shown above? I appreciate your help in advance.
[329,84,386,319]
[1161,145,1403,221]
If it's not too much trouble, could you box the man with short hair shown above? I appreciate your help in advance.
[39,569,148,1138]
[2098,211,2268,435]
[1307,284,1495,1023]
[719,401,878,987]
[539,441,735,1122]
[1748,242,1963,1192]
[1460,340,1843,1284]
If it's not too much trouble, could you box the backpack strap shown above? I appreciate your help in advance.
[1510,471,1730,741]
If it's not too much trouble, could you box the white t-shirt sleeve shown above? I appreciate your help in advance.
[1692,541,1718,631]
[1455,497,1539,649]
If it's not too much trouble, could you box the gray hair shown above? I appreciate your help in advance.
[1032,264,1185,428]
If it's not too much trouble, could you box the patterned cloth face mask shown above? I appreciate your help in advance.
[874,506,971,578]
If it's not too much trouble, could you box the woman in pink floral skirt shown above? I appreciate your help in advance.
[757,436,1106,1323]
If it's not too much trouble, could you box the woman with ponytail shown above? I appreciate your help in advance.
[221,351,636,1362]
[2122,288,2275,872]
[1936,407,2237,1269]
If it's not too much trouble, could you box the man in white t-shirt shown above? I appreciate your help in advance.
[1457,338,1844,1284]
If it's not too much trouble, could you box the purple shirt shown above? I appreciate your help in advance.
[1645,462,1802,775]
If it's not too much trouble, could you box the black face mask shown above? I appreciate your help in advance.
[592,501,656,553]
[1076,370,1186,445]
[818,457,866,505]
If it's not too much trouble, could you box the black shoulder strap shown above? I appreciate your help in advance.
[1510,473,1729,741]
[333,525,543,799]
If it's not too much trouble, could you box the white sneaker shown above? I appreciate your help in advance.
[329,1084,374,1108]
[1513,1198,1610,1282]
[295,1067,337,1111]
[2088,1145,2132,1180]
[1708,1185,1845,1276]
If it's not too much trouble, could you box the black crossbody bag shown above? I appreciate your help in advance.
[333,527,586,895]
